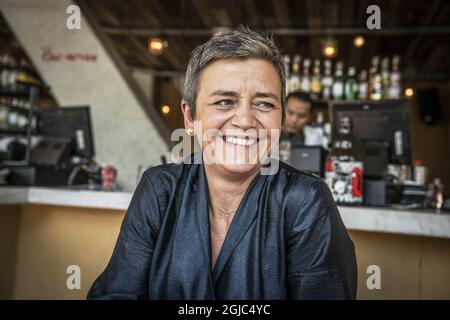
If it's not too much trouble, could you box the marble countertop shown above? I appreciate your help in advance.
[1,186,449,239]
[0,186,132,210]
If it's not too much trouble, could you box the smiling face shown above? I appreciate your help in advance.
[181,58,283,177]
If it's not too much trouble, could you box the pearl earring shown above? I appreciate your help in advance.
[186,127,194,136]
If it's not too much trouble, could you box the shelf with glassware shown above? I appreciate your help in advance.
[1,54,55,136]
[0,86,52,136]
[283,54,406,150]
[285,54,403,103]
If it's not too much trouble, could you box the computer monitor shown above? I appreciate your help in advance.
[330,100,412,165]
[38,106,95,159]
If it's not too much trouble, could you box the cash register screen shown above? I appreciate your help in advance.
[38,106,95,159]
[330,100,412,165]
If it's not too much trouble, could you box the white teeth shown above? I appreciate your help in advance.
[224,136,256,146]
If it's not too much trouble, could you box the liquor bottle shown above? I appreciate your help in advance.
[304,111,326,147]
[344,67,358,100]
[8,68,18,91]
[315,111,330,149]
[7,105,28,130]
[16,58,38,89]
[358,70,368,100]
[321,59,333,100]
[332,61,344,100]
[283,55,290,95]
[279,140,292,164]
[325,116,364,204]
[300,58,311,93]
[0,68,8,89]
[0,97,8,129]
[288,55,301,93]
[369,55,382,100]
[388,55,401,99]
[1,54,11,89]
[381,57,390,99]
[310,59,322,100]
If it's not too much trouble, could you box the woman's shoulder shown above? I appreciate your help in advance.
[273,160,334,217]
[139,161,192,192]
[276,160,328,192]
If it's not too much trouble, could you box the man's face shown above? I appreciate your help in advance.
[283,97,311,134]
[183,58,282,177]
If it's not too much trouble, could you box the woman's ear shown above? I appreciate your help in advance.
[181,100,194,130]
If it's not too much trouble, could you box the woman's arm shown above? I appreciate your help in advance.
[87,170,162,300]
[286,179,358,300]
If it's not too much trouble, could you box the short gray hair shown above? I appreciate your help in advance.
[183,26,286,120]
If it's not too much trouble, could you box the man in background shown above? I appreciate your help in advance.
[280,91,312,147]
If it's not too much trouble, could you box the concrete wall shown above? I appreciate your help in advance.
[0,0,170,191]
[131,68,154,103]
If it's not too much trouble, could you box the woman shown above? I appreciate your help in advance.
[88,27,357,300]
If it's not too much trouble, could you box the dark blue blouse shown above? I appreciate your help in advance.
[88,154,357,299]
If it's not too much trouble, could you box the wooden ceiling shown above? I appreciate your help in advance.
[75,0,450,82]
[1,1,449,81]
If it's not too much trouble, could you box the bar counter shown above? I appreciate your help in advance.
[2,186,449,238]
[1,186,449,299]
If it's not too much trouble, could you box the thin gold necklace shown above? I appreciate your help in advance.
[208,194,238,218]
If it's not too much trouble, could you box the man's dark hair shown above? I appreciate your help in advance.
[286,91,313,105]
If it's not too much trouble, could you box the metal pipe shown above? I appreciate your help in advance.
[102,26,450,37]
[25,85,39,165]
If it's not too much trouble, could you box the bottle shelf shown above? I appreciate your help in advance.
[0,88,32,98]
[0,127,28,135]
[311,98,405,106]
[0,63,40,78]
[4,105,40,113]
[0,86,52,99]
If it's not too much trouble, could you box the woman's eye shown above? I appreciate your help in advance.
[215,99,235,108]
[255,102,275,110]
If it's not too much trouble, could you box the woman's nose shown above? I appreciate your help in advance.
[231,103,257,129]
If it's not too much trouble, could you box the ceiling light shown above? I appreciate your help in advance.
[353,35,365,48]
[321,38,338,58]
[161,104,171,115]
[404,88,414,98]
[148,37,168,55]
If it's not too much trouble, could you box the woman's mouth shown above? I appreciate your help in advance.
[222,135,258,147]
